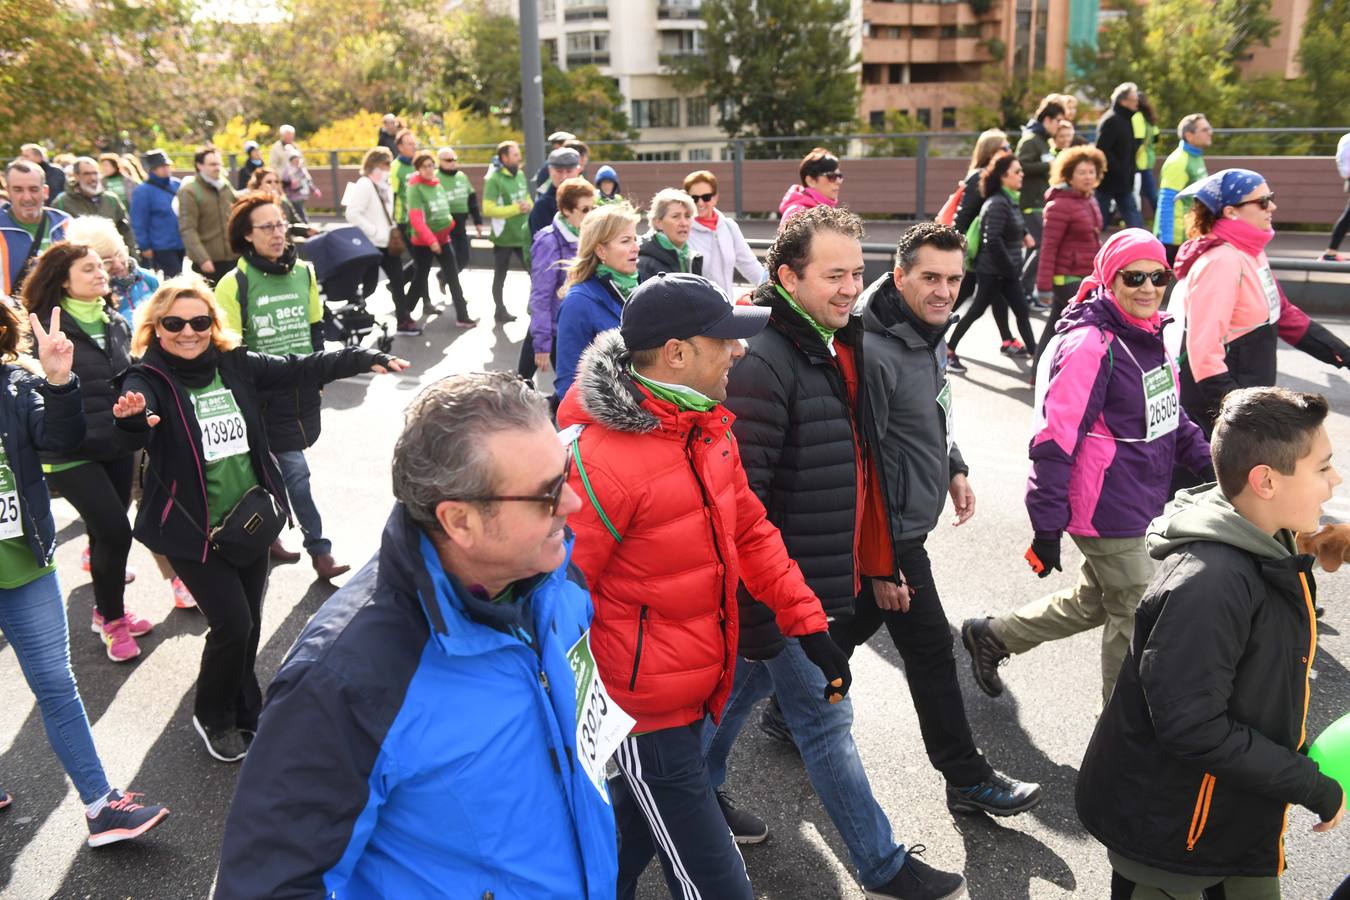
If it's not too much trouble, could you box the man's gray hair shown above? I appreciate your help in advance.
[1111,82,1139,105]
[392,373,553,529]
[280,124,296,136]
[72,156,99,174]
[5,159,45,182]
[1177,113,1208,140]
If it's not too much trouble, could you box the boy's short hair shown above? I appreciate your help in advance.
[1211,387,1329,499]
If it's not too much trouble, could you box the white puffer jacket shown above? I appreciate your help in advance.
[687,211,766,299]
[342,176,394,249]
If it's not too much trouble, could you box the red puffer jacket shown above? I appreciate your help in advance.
[558,330,828,732]
[1036,184,1103,293]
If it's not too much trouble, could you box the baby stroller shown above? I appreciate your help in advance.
[298,226,393,354]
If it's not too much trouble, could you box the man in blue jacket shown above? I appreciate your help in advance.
[216,372,618,899]
[0,160,70,297]
[129,149,184,277]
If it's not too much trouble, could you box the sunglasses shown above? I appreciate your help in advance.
[447,452,573,517]
[689,192,716,203]
[159,315,213,333]
[1117,269,1172,288]
[1232,193,1275,210]
[823,171,844,182]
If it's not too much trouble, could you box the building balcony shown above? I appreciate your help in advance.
[657,0,702,20]
[566,51,610,66]
[564,4,608,21]
[658,48,705,67]
[862,36,990,64]
[863,0,992,26]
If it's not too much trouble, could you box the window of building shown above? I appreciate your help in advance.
[541,38,557,64]
[870,110,886,128]
[863,64,884,85]
[631,98,681,129]
[686,96,710,127]
[636,150,682,161]
[564,0,608,22]
[942,106,957,129]
[659,29,704,59]
[915,108,932,128]
[888,63,905,83]
[657,0,701,19]
[688,148,712,161]
[566,31,610,66]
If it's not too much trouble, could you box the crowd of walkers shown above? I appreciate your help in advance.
[1,93,1348,900]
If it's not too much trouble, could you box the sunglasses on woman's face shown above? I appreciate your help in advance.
[1117,269,1171,288]
[823,171,844,183]
[1233,193,1275,210]
[689,192,716,203]
[159,315,213,333]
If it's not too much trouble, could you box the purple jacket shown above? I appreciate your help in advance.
[1028,290,1211,539]
[528,215,579,354]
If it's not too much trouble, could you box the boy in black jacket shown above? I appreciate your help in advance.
[1077,386,1345,899]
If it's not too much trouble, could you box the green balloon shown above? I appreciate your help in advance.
[1309,712,1350,794]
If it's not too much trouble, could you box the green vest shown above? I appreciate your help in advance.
[484,167,531,248]
[407,178,453,233]
[438,170,473,214]
[393,158,416,225]
[222,259,318,356]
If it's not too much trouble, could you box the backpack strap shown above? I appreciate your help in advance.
[567,426,621,543]
[234,266,249,336]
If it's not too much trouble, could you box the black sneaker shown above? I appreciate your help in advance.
[716,790,769,844]
[946,770,1042,817]
[757,696,796,749]
[960,617,1009,697]
[396,320,423,336]
[86,789,169,847]
[192,716,248,763]
[945,352,967,375]
[494,307,517,323]
[864,845,966,899]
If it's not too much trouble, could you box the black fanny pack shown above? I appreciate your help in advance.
[208,485,286,566]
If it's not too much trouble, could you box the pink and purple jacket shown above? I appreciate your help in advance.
[777,184,837,229]
[1028,292,1211,539]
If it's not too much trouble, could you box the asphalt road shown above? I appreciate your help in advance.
[1,264,1348,899]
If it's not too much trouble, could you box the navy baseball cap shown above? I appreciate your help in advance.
[621,273,770,351]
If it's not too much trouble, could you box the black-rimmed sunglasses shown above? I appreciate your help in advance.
[160,315,213,333]
[1233,193,1275,210]
[1117,270,1171,288]
[689,192,716,203]
[446,451,573,516]
[823,171,844,182]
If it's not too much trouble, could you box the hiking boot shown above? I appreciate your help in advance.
[945,352,967,375]
[192,716,248,763]
[85,790,169,847]
[100,618,140,662]
[716,790,769,844]
[396,320,424,336]
[92,607,153,637]
[960,617,1009,697]
[170,577,197,609]
[946,770,1042,817]
[864,845,966,899]
[758,696,796,750]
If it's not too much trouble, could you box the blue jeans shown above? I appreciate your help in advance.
[275,449,330,557]
[1096,188,1144,230]
[0,572,111,803]
[703,640,907,890]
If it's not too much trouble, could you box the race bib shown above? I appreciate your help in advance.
[1142,363,1180,442]
[1257,266,1281,326]
[936,378,955,453]
[567,630,635,800]
[0,461,22,540]
[193,386,250,462]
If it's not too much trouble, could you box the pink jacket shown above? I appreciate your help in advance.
[777,184,837,229]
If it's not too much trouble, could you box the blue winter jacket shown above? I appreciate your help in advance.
[554,275,625,401]
[215,505,618,900]
[0,204,70,296]
[0,366,85,567]
[129,175,183,251]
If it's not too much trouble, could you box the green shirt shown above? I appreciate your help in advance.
[188,373,259,527]
[393,157,416,225]
[438,169,474,214]
[407,178,453,234]
[655,232,692,273]
[215,258,322,356]
[105,174,129,205]
[482,167,532,248]
[16,215,51,253]
[0,439,54,588]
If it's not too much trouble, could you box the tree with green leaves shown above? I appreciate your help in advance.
[1295,0,1350,130]
[669,0,859,158]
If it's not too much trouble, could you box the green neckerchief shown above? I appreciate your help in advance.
[561,217,580,237]
[60,296,110,326]
[597,264,637,298]
[1002,186,1021,205]
[493,585,516,605]
[774,283,835,351]
[654,231,691,272]
[630,366,717,412]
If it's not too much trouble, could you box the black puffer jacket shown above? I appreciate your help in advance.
[1077,487,1343,877]
[974,190,1026,280]
[636,233,704,283]
[117,340,388,562]
[36,304,136,464]
[1095,101,1138,195]
[952,169,984,235]
[724,281,862,659]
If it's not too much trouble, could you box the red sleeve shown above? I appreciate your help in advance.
[1037,199,1068,293]
[1276,288,1311,345]
[408,208,435,245]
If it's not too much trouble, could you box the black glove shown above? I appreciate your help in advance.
[1024,535,1062,578]
[798,631,852,704]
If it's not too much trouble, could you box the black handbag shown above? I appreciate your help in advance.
[208,485,286,567]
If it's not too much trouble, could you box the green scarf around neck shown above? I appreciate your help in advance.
[561,217,580,237]
[598,264,637,298]
[1002,186,1021,204]
[774,284,836,348]
[630,366,717,412]
[654,231,691,272]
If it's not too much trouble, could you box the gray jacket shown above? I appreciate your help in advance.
[858,273,968,544]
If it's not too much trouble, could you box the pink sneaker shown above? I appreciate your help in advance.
[170,577,197,609]
[79,545,137,584]
[92,608,154,637]
[100,618,140,662]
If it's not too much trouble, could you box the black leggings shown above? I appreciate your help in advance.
[1331,191,1350,252]
[409,242,468,320]
[168,550,270,733]
[361,247,409,321]
[47,455,134,621]
[1033,281,1081,371]
[948,274,1035,355]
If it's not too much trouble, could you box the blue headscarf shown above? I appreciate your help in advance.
[1177,168,1266,214]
